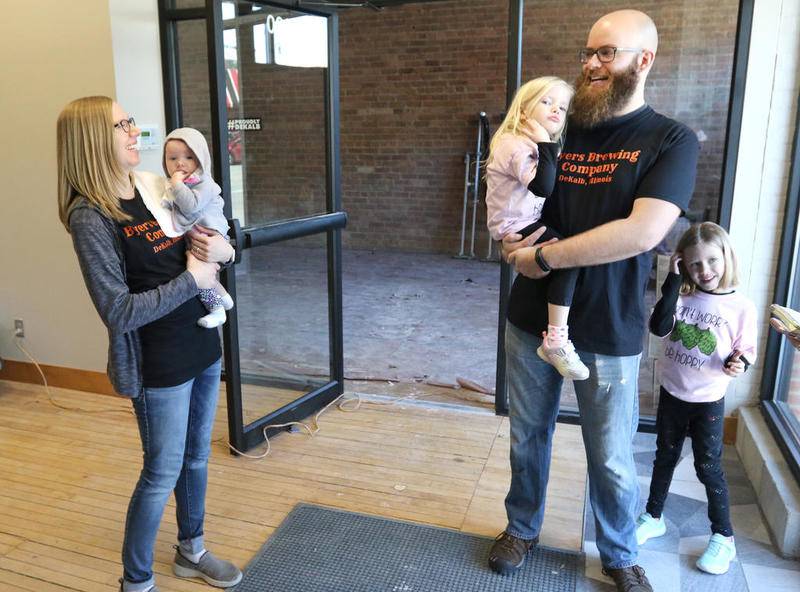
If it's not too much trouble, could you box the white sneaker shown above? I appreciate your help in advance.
[635,512,666,545]
[198,306,226,329]
[537,340,590,380]
[696,533,736,574]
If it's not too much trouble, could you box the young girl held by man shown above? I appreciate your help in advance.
[486,76,588,380]
[636,221,757,575]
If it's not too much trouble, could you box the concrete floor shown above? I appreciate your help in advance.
[581,433,800,591]
[231,246,660,416]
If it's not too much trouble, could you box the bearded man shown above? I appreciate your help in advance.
[487,10,699,592]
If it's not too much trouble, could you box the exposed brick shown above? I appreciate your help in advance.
[178,0,738,253]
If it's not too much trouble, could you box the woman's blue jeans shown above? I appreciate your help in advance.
[504,324,641,569]
[122,358,222,587]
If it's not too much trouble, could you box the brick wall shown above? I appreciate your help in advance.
[339,0,737,253]
[177,0,738,253]
[338,1,508,253]
[238,24,328,226]
[177,20,212,143]
[519,0,737,221]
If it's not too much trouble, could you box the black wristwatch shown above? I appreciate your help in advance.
[535,246,552,272]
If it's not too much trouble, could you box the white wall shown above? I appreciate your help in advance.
[726,0,800,412]
[0,1,117,371]
[109,0,166,174]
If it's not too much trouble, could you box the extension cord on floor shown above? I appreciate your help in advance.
[12,333,131,416]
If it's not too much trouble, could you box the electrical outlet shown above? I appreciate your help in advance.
[14,319,24,338]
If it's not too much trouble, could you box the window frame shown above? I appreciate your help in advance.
[760,84,800,485]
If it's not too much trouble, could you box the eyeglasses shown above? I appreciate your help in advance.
[113,116,136,133]
[578,46,641,64]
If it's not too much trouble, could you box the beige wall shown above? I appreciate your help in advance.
[0,1,117,371]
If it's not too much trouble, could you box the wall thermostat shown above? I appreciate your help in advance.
[137,124,161,151]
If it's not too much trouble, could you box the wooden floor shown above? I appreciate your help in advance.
[0,379,587,592]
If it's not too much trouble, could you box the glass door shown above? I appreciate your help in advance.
[159,0,345,452]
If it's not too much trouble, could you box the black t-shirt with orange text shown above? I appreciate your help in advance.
[118,191,221,387]
[508,105,699,356]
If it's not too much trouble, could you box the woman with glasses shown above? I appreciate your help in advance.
[57,96,242,592]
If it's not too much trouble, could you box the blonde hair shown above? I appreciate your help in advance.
[57,96,132,232]
[676,222,739,294]
[488,76,574,162]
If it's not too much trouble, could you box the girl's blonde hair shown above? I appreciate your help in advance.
[57,96,132,232]
[676,221,739,295]
[488,76,574,162]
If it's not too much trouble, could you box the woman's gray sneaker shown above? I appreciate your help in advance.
[173,548,243,588]
[118,578,158,592]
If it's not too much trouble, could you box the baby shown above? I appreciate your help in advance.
[162,128,233,328]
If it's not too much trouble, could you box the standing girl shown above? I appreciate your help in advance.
[486,76,588,380]
[57,96,242,592]
[636,222,757,575]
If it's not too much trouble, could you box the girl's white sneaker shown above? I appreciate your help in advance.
[696,533,736,574]
[635,512,666,545]
[536,340,590,380]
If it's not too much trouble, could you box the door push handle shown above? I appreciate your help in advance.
[227,218,244,265]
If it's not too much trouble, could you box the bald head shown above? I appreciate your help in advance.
[573,10,658,121]
[590,10,658,55]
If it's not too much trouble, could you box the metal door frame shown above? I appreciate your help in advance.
[158,0,345,453]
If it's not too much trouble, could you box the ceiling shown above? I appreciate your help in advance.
[298,0,450,10]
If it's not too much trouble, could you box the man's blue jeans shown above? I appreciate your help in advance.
[504,324,640,569]
[122,358,222,588]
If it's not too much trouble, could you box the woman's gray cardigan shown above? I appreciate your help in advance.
[68,199,198,397]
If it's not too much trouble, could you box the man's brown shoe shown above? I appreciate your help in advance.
[602,565,653,592]
[488,531,538,575]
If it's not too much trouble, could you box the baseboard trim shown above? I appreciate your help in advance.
[723,416,738,445]
[0,360,116,397]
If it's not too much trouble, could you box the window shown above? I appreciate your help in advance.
[252,13,327,68]
[761,95,800,484]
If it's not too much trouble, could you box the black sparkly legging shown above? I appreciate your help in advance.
[645,387,733,537]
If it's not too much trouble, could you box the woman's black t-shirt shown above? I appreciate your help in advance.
[117,191,221,387]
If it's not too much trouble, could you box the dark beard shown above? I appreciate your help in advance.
[570,62,639,128]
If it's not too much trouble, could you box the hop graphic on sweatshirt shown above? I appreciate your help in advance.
[669,320,717,355]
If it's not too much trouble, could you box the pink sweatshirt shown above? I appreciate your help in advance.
[485,133,545,241]
[658,287,758,403]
